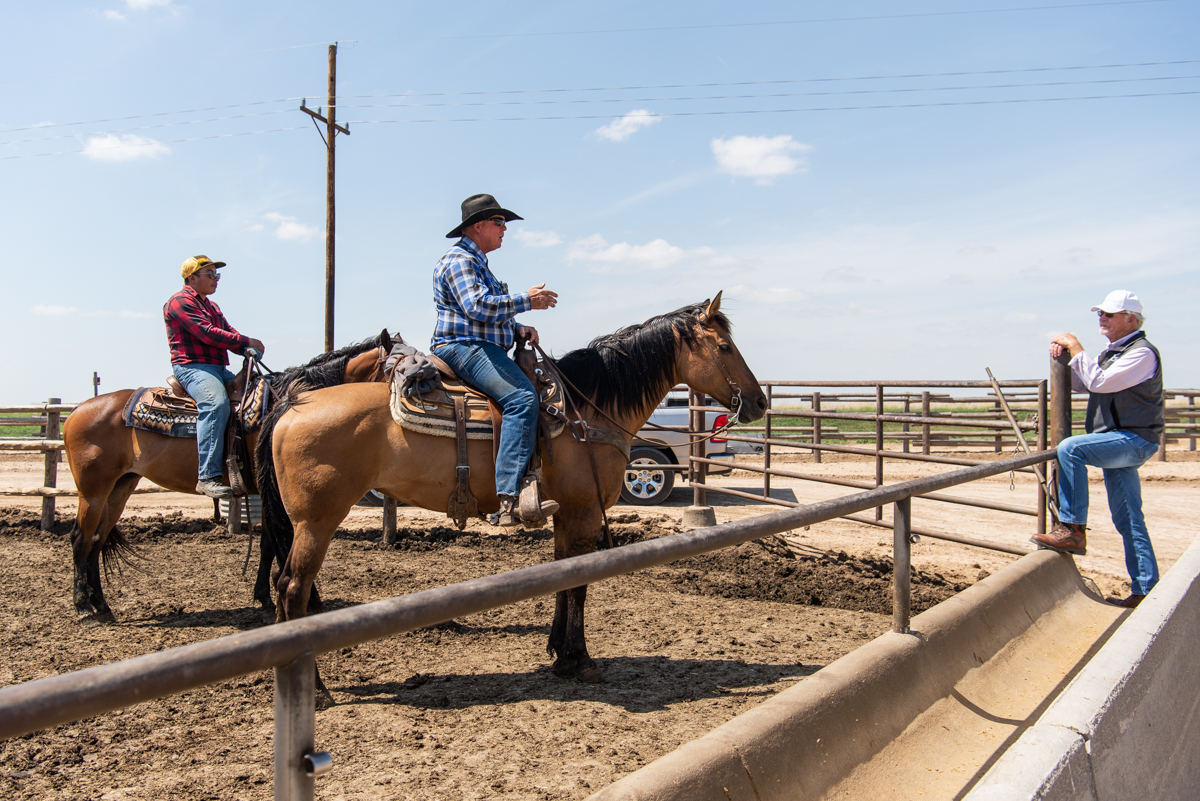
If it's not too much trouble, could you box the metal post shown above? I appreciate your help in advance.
[274,652,317,801]
[41,398,61,531]
[383,497,397,545]
[921,391,931,455]
[812,391,822,464]
[1037,380,1048,537]
[993,398,1002,452]
[892,496,912,634]
[229,497,243,535]
[92,372,100,397]
[875,385,884,521]
[1158,425,1167,462]
[762,385,772,500]
[1050,351,1073,447]
[692,390,707,507]
[902,395,911,454]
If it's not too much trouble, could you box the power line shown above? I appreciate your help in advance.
[341,89,1199,124]
[335,75,1200,111]
[10,59,1194,138]
[0,126,309,161]
[347,1,1175,43]
[6,1,1176,84]
[2,108,304,146]
[3,97,309,134]
[335,60,1200,100]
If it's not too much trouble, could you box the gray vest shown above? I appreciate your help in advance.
[1084,332,1164,443]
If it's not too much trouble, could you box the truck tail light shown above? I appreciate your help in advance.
[711,414,729,443]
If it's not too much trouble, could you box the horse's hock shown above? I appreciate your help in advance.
[588,540,1200,801]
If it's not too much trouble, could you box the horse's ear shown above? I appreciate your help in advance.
[380,328,393,351]
[701,291,723,322]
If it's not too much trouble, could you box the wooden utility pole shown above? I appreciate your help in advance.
[301,43,349,353]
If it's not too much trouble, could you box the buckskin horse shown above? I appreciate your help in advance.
[62,332,393,624]
[257,293,765,682]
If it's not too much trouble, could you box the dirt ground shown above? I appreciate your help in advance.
[0,447,1197,800]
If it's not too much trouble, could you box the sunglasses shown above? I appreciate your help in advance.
[197,271,221,280]
[1097,310,1125,318]
[485,216,507,227]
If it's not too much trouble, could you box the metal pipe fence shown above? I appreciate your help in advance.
[0,450,1055,800]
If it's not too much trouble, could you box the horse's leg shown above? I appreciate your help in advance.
[72,472,139,623]
[547,507,604,682]
[253,532,276,619]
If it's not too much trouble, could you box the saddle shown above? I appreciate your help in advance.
[389,340,627,531]
[122,369,269,496]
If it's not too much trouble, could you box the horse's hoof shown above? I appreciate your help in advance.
[79,610,118,626]
[315,688,336,711]
[551,657,576,677]
[576,665,605,683]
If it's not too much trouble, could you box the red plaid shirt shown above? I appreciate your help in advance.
[163,286,249,366]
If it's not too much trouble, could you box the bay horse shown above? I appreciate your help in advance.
[62,332,393,624]
[257,293,765,681]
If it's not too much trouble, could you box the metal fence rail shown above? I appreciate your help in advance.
[0,450,1054,799]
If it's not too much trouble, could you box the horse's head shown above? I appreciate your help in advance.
[682,291,767,423]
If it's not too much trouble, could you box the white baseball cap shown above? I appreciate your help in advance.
[1091,289,1143,315]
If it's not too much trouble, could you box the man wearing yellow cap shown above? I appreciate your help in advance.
[163,255,265,498]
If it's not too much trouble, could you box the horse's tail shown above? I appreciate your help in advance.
[255,379,309,568]
[99,525,140,579]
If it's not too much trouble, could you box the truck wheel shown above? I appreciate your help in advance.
[621,447,676,505]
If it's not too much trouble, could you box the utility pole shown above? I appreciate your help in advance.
[300,43,349,353]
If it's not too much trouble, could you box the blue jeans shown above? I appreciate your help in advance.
[432,341,537,499]
[172,363,236,481]
[1057,430,1160,595]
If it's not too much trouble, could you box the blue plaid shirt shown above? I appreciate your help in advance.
[431,237,532,350]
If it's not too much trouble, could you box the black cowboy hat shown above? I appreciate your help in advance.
[446,193,524,238]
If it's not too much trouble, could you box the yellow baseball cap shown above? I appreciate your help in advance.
[180,254,227,278]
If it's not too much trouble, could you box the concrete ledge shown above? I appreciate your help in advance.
[966,536,1200,801]
[588,550,1089,801]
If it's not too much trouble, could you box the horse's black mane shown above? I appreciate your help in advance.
[265,334,383,393]
[553,301,729,417]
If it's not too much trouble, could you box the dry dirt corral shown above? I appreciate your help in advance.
[1,448,1197,800]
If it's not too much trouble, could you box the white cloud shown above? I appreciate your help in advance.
[566,234,717,271]
[119,310,155,320]
[711,135,811,184]
[104,9,126,20]
[82,133,170,162]
[596,110,662,143]
[126,0,174,8]
[1004,312,1038,323]
[246,223,265,232]
[32,305,79,316]
[511,229,562,248]
[263,212,320,243]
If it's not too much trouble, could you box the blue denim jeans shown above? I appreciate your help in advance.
[1057,430,1160,595]
[431,341,537,499]
[172,363,236,481]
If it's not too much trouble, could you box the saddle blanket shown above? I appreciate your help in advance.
[122,379,270,438]
[389,364,567,441]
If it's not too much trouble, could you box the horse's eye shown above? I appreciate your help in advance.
[718,343,732,353]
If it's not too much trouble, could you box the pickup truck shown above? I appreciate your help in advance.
[621,392,750,505]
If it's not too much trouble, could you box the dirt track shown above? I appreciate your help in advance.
[0,448,1196,799]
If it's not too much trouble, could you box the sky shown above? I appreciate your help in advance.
[3,0,1198,404]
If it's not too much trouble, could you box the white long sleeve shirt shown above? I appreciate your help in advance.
[1070,331,1159,393]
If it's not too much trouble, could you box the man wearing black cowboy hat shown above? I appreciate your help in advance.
[431,194,559,527]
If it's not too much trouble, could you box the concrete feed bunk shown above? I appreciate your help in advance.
[589,549,1130,800]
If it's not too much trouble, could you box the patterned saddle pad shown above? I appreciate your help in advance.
[122,378,270,438]
[389,367,566,441]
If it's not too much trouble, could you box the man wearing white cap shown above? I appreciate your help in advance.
[1036,290,1163,608]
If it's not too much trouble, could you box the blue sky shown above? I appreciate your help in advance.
[3,0,1197,403]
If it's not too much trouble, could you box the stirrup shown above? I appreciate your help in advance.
[519,474,558,524]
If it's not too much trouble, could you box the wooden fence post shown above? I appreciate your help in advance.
[41,398,61,531]
[762,385,772,500]
[383,497,397,544]
[921,392,931,455]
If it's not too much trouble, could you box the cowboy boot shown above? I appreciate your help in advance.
[492,496,522,528]
[1031,522,1087,556]
[1105,593,1145,609]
